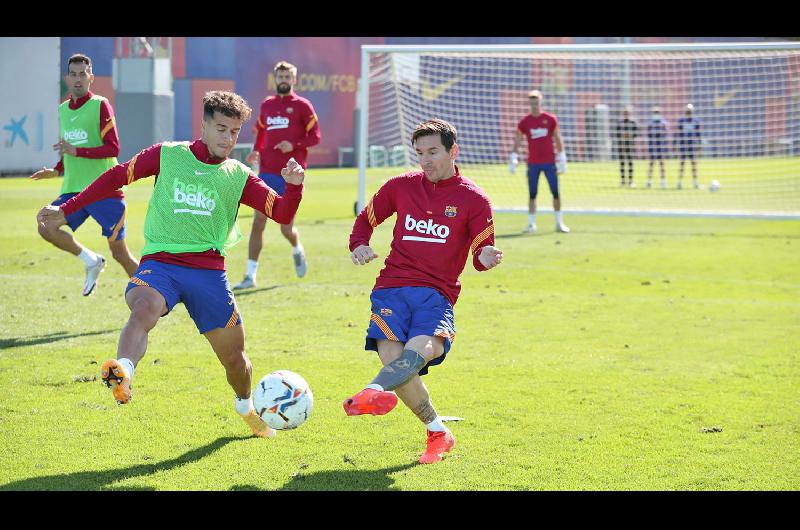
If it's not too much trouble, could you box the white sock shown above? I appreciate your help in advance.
[292,243,304,255]
[555,211,563,224]
[246,259,258,278]
[235,395,255,416]
[118,357,135,380]
[426,416,447,432]
[78,248,99,267]
[528,213,536,226]
[365,383,384,392]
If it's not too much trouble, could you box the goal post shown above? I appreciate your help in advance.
[357,42,800,219]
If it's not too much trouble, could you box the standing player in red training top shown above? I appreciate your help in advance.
[234,61,321,289]
[37,91,304,439]
[343,119,503,464]
[31,53,139,296]
[510,90,570,233]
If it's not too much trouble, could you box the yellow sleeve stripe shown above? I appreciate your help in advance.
[367,197,377,227]
[126,153,139,185]
[470,224,494,254]
[305,115,318,132]
[370,314,398,341]
[100,117,116,138]
[264,189,277,217]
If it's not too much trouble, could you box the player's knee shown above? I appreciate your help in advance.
[279,223,295,237]
[129,296,162,326]
[223,350,250,374]
[109,241,129,261]
[37,221,55,240]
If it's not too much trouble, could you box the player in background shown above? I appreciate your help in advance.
[234,61,320,289]
[37,91,305,439]
[343,119,503,464]
[616,107,638,187]
[646,106,669,189]
[510,90,569,233]
[31,53,138,296]
[676,103,702,189]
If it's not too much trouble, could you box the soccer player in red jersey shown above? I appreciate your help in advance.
[31,53,138,296]
[510,90,570,233]
[234,61,321,289]
[37,91,305,439]
[343,119,503,464]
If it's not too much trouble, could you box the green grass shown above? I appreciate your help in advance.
[373,157,800,214]
[0,169,798,490]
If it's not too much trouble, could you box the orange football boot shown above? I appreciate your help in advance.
[100,359,132,405]
[240,410,276,438]
[418,429,456,464]
[343,388,398,416]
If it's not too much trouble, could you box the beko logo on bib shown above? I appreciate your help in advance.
[172,178,220,215]
[63,129,88,145]
[402,214,449,243]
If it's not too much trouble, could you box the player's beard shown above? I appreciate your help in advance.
[276,83,291,95]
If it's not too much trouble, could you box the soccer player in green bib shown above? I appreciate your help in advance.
[37,91,305,438]
[31,53,139,296]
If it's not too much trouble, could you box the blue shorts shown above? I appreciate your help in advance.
[259,172,286,196]
[52,194,127,241]
[365,286,455,376]
[527,163,559,200]
[126,261,242,334]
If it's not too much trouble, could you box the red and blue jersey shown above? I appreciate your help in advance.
[517,112,558,164]
[253,93,321,174]
[349,166,495,306]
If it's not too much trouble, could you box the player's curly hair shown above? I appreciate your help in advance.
[411,119,457,152]
[202,91,252,122]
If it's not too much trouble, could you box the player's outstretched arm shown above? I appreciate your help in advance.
[351,244,378,265]
[477,245,503,270]
[30,168,59,180]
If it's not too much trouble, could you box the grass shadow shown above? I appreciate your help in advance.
[273,462,418,491]
[0,329,118,350]
[232,285,282,298]
[496,231,557,240]
[0,436,246,491]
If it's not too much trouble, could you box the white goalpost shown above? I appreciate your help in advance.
[357,42,800,219]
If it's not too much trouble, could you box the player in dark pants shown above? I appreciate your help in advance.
[646,106,669,189]
[676,103,702,189]
[616,107,638,187]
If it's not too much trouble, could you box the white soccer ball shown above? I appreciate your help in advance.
[709,179,721,192]
[253,370,313,430]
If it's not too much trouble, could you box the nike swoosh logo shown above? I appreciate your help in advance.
[421,77,463,102]
[70,116,79,122]
[487,218,492,223]
[195,170,208,175]
[714,89,738,109]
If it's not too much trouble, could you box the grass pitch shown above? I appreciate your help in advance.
[0,168,798,490]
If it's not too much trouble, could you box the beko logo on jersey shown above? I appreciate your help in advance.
[63,129,88,145]
[530,127,548,139]
[266,116,290,130]
[402,214,450,244]
[172,178,220,216]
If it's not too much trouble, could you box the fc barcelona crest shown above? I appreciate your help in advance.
[286,107,294,114]
[444,205,458,218]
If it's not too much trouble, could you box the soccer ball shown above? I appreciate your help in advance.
[253,370,313,430]
[709,180,721,192]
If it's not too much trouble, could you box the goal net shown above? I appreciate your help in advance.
[357,43,800,218]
